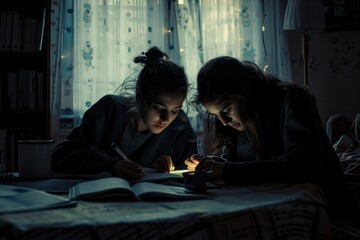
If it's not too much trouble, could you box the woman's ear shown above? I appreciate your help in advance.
[136,87,141,103]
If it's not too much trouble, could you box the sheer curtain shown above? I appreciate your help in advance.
[171,0,290,132]
[73,0,168,126]
[50,0,170,142]
[50,0,290,141]
[50,0,74,143]
[174,0,291,86]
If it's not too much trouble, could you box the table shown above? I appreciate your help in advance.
[0,181,331,240]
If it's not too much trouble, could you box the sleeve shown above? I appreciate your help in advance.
[169,113,198,170]
[221,144,235,160]
[222,88,331,184]
[51,95,122,174]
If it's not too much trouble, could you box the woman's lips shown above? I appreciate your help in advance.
[229,123,240,129]
[155,124,166,129]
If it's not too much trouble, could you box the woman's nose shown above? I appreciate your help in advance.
[160,111,169,121]
[218,114,230,126]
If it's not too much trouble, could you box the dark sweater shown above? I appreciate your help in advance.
[51,95,197,174]
[221,86,359,216]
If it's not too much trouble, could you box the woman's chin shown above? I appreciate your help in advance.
[150,126,165,134]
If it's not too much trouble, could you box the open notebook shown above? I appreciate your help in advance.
[69,176,208,201]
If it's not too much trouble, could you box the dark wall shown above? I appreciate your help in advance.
[286,29,360,125]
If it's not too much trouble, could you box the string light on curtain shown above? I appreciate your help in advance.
[283,0,325,86]
[261,0,268,73]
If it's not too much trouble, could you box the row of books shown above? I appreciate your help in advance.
[0,8,46,52]
[0,128,41,173]
[0,69,45,111]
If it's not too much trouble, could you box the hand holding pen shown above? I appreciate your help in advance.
[111,142,144,180]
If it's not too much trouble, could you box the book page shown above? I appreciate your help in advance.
[131,168,186,185]
[69,177,135,200]
[132,182,209,201]
[0,184,76,214]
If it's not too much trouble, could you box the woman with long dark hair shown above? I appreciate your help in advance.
[185,56,359,222]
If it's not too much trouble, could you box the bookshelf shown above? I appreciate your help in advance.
[0,0,50,173]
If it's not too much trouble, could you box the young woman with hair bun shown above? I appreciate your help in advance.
[52,46,197,180]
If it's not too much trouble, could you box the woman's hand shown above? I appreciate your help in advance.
[114,160,144,180]
[196,158,225,180]
[184,154,203,171]
[153,155,175,173]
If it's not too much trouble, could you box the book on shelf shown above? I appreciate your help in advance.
[11,11,20,51]
[6,72,17,110]
[5,11,12,51]
[0,7,46,52]
[0,69,44,111]
[69,176,208,201]
[23,17,37,52]
[36,7,46,51]
[0,11,6,50]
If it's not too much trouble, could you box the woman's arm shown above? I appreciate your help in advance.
[222,88,332,184]
[51,95,125,174]
[169,112,198,169]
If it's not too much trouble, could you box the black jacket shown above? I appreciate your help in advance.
[221,86,358,215]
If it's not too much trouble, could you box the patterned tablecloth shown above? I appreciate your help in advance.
[0,183,331,240]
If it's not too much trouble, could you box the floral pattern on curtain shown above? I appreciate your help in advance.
[50,0,75,142]
[73,0,169,126]
[174,0,290,89]
[172,0,290,131]
[50,0,171,142]
[50,0,290,142]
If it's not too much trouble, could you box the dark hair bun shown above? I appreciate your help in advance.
[133,46,168,64]
[134,55,147,64]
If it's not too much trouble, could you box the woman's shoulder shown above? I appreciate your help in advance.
[176,109,191,122]
[96,94,135,109]
[98,94,132,104]
[282,84,315,104]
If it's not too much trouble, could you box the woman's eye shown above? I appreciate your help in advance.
[222,105,231,113]
[171,110,179,114]
[153,105,164,111]
[210,114,219,120]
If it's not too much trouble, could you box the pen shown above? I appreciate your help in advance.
[111,142,130,161]
[111,142,145,176]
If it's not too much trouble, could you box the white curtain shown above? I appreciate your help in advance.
[174,0,291,86]
[50,0,74,143]
[50,0,291,141]
[73,0,168,126]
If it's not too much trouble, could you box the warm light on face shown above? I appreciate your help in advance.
[203,100,246,131]
[139,93,185,134]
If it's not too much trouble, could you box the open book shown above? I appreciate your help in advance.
[69,177,208,201]
[131,168,189,184]
[0,184,76,215]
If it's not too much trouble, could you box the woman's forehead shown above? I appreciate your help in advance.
[203,100,230,114]
[152,93,184,108]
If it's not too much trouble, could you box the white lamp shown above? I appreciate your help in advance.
[283,0,325,86]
